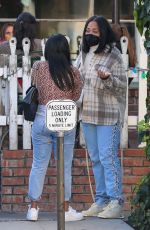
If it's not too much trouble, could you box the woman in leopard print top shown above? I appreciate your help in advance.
[27,34,83,222]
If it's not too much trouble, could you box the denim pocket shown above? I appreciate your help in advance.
[32,115,45,136]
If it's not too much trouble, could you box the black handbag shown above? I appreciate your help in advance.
[19,85,38,121]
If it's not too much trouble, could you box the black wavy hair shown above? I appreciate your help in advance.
[14,12,37,51]
[82,15,117,53]
[44,34,75,91]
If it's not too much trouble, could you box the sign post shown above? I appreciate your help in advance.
[46,100,77,230]
[57,130,65,230]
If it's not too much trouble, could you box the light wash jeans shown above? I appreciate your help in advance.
[28,105,76,201]
[81,122,123,205]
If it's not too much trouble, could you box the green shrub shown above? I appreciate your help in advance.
[129,2,150,228]
[128,173,150,230]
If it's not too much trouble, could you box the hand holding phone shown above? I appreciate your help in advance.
[95,64,111,79]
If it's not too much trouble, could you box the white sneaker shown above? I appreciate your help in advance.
[26,205,39,221]
[97,200,123,219]
[82,203,105,217]
[65,206,83,222]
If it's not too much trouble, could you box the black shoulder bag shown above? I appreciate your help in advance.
[23,85,38,121]
[19,85,38,122]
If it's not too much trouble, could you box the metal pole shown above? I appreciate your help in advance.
[57,131,65,230]
[112,0,120,24]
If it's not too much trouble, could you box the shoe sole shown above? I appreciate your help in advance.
[27,219,38,221]
[26,217,38,221]
[82,213,99,217]
[65,217,84,222]
[82,209,104,217]
[98,215,124,219]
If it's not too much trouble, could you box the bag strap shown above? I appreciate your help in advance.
[32,63,38,88]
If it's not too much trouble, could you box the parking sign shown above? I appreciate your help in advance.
[46,100,77,132]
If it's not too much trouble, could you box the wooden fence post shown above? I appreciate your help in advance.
[9,37,18,150]
[22,38,32,149]
[120,36,129,149]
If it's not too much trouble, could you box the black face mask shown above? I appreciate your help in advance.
[85,34,99,47]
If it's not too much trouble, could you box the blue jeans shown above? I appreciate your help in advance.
[28,105,76,201]
[81,122,123,205]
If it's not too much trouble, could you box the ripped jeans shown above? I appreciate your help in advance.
[28,105,76,201]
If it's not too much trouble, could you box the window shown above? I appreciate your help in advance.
[0,0,23,17]
[37,21,85,59]
[94,0,134,19]
[34,0,90,19]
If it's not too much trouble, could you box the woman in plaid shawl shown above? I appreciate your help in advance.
[76,15,127,219]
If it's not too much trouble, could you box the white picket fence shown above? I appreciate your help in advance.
[0,31,148,150]
[0,37,46,150]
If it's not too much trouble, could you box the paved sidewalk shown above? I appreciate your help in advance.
[0,212,134,230]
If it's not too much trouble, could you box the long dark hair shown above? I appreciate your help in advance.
[44,34,75,91]
[14,12,37,51]
[82,15,116,53]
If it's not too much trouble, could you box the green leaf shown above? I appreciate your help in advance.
[147,48,150,56]
[145,29,150,39]
[139,7,147,19]
[133,9,138,21]
[146,2,150,14]
[145,40,150,48]
[136,20,144,35]
[146,144,150,159]
[143,17,150,28]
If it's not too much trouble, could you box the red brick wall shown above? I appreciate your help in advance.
[128,88,138,116]
[1,149,150,212]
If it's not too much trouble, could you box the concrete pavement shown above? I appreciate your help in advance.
[0,212,134,230]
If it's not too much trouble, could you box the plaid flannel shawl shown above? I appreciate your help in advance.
[76,45,127,125]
